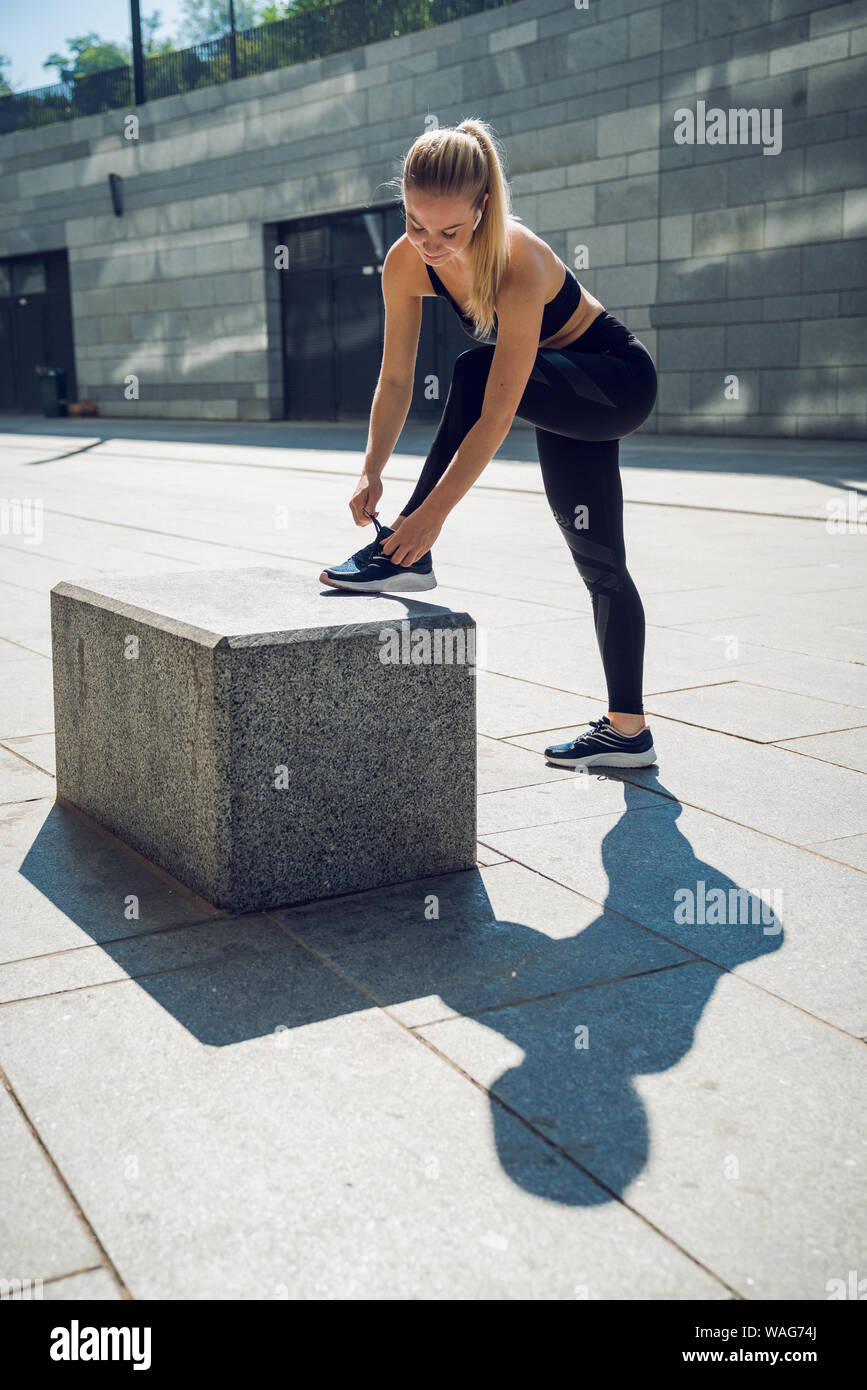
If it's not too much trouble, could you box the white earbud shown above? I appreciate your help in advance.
[473,209,482,230]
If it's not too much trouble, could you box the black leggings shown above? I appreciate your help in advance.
[401,312,658,715]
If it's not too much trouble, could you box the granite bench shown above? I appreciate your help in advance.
[50,567,477,913]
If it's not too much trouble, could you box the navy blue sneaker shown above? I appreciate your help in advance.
[320,507,437,593]
[544,716,657,768]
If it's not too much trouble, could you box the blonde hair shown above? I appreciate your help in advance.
[388,117,521,341]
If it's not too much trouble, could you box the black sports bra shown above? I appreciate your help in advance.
[425,257,582,344]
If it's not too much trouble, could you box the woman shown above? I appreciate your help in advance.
[320,117,658,770]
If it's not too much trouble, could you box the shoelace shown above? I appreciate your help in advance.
[362,505,385,538]
[361,505,398,566]
[575,716,610,744]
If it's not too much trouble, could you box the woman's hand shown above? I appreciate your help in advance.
[380,502,445,566]
[349,471,383,525]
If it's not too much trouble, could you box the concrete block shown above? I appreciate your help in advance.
[657,325,726,369]
[726,321,800,367]
[565,155,627,186]
[580,223,626,268]
[661,163,727,214]
[626,217,659,263]
[629,7,662,59]
[837,367,867,414]
[727,148,805,207]
[770,29,848,74]
[595,264,659,308]
[810,0,867,36]
[693,203,763,255]
[732,246,800,297]
[536,185,595,231]
[597,53,661,95]
[50,569,477,913]
[760,366,837,414]
[597,174,659,222]
[844,188,867,238]
[661,0,697,52]
[661,34,732,78]
[801,238,867,291]
[806,137,867,195]
[597,102,661,158]
[764,191,843,247]
[564,17,629,70]
[807,55,867,116]
[489,19,538,52]
[659,213,693,260]
[800,317,867,366]
[658,258,726,303]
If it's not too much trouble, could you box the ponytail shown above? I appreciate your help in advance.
[385,116,520,340]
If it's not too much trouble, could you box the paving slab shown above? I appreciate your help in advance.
[642,587,766,627]
[0,743,55,805]
[483,619,773,699]
[0,953,725,1300]
[41,1269,123,1300]
[0,734,56,778]
[0,587,51,657]
[479,773,662,836]
[474,843,510,867]
[0,1082,99,1282]
[0,913,296,1005]
[775,725,867,773]
[659,651,867,708]
[0,637,38,663]
[0,656,54,740]
[479,795,867,1036]
[272,858,687,1028]
[679,612,867,665]
[803,834,867,873]
[424,585,572,631]
[477,734,574,795]
[0,799,218,962]
[506,717,867,845]
[476,671,599,738]
[645,680,866,742]
[415,965,867,1300]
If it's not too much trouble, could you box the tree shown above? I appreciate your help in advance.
[142,10,176,56]
[41,13,173,82]
[0,53,15,95]
[177,1,263,44]
[261,1,343,15]
[43,34,130,80]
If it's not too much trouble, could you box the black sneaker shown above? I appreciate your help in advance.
[544,716,657,768]
[320,507,437,593]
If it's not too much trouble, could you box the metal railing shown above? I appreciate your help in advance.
[0,0,511,134]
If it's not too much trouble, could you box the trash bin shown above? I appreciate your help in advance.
[37,366,68,418]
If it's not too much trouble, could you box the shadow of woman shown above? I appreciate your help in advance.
[482,772,784,1204]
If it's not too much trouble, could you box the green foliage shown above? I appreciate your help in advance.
[43,33,129,80]
[178,0,264,44]
[0,52,14,96]
[142,11,176,56]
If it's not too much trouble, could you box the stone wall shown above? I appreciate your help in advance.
[0,0,864,435]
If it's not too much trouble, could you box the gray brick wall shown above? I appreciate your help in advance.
[0,0,864,436]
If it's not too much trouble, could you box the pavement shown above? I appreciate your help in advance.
[0,414,865,1301]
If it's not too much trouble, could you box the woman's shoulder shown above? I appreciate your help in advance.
[502,221,565,295]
